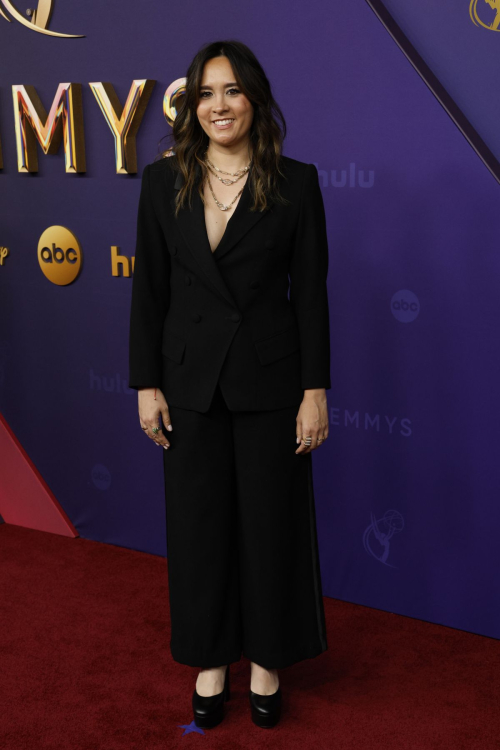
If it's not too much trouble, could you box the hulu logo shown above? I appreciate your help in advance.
[90,369,133,394]
[111,246,135,277]
[312,162,374,188]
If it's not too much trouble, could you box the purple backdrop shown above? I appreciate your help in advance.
[1,1,499,639]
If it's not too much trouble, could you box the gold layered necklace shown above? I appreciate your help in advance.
[203,150,252,212]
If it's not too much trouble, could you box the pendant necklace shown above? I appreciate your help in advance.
[203,151,252,212]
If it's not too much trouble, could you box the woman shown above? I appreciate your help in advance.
[128,39,331,730]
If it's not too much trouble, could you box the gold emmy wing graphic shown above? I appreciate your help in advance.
[470,0,500,31]
[0,0,84,37]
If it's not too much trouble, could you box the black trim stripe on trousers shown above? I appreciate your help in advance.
[162,381,328,670]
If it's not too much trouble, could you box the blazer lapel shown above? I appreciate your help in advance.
[168,161,271,308]
[210,173,270,262]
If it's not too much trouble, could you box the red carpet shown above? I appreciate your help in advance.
[1,523,498,749]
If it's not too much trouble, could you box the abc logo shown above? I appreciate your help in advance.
[38,226,82,285]
[91,464,112,491]
[391,289,420,323]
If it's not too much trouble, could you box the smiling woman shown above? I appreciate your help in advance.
[163,41,289,220]
[196,56,256,240]
[129,38,331,733]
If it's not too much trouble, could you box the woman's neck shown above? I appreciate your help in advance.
[205,140,252,172]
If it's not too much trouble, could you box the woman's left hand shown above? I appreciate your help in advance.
[295,389,329,454]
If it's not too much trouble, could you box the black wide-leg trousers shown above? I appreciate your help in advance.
[162,381,328,670]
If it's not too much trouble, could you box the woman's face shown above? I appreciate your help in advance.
[196,56,254,149]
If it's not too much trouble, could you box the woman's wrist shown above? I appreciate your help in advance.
[303,388,327,400]
[138,386,158,399]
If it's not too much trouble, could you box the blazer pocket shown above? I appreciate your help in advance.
[162,329,186,364]
[254,324,300,366]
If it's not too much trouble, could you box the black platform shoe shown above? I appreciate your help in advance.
[249,684,282,728]
[192,665,230,729]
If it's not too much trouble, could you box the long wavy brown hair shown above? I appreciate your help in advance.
[156,40,289,216]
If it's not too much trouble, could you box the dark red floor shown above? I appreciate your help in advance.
[1,523,498,749]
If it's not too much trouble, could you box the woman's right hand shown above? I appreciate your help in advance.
[138,387,172,449]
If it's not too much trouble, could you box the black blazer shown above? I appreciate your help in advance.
[128,154,331,412]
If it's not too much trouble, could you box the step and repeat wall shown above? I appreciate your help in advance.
[1,0,499,638]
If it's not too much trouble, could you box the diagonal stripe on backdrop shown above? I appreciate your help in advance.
[365,0,500,185]
[0,412,78,537]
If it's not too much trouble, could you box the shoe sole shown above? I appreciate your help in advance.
[250,707,281,728]
[194,709,224,729]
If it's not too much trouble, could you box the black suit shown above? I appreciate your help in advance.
[128,154,331,411]
[128,154,330,670]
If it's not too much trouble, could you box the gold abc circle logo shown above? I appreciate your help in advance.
[38,226,82,285]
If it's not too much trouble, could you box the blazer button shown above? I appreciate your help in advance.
[265,239,275,249]
[185,274,191,285]
[191,312,201,323]
[172,245,178,256]
[250,280,260,289]
[230,312,241,322]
